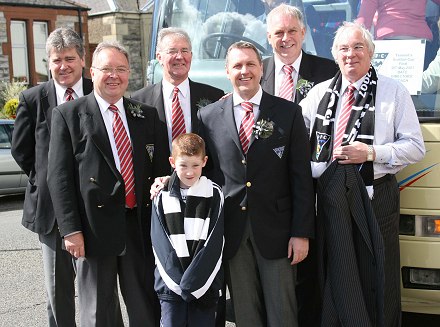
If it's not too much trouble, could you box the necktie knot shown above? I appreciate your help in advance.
[173,87,179,97]
[108,104,118,114]
[65,87,75,101]
[241,101,253,113]
[346,85,356,97]
[283,65,294,76]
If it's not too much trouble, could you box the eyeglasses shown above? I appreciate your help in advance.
[338,45,365,54]
[163,48,191,56]
[92,66,130,75]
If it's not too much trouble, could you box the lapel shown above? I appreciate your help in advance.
[82,94,122,181]
[261,57,276,95]
[123,97,148,204]
[41,80,58,133]
[188,79,200,132]
[296,51,313,103]
[250,92,276,149]
[222,96,243,153]
[153,82,166,123]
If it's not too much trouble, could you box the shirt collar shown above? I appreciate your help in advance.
[54,77,83,99]
[341,74,366,94]
[232,86,263,107]
[274,51,302,75]
[94,91,124,113]
[162,78,190,99]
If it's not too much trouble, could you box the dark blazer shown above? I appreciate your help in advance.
[47,94,170,256]
[198,91,315,260]
[12,78,93,235]
[131,79,224,144]
[261,51,338,103]
[316,161,385,327]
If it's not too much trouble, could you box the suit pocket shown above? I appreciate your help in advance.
[23,181,37,223]
[276,196,291,212]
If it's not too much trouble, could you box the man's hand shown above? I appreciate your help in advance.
[64,232,85,258]
[333,141,370,164]
[288,237,309,265]
[150,175,170,199]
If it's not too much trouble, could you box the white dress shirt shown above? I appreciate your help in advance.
[95,92,131,172]
[162,78,191,148]
[54,77,84,105]
[274,51,302,101]
[300,73,425,179]
[232,87,263,131]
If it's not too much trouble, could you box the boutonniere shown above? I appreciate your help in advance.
[296,78,314,98]
[196,98,212,109]
[253,119,274,139]
[127,102,145,118]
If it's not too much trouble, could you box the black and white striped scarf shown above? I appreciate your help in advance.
[160,172,218,270]
[310,66,377,197]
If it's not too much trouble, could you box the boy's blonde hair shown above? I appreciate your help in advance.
[171,133,206,158]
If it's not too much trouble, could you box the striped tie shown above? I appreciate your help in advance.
[171,87,186,140]
[65,87,75,101]
[108,104,136,208]
[333,85,356,159]
[278,65,295,101]
[238,102,254,154]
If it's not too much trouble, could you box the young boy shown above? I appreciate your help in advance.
[151,133,224,327]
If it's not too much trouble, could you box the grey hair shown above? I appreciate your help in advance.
[331,22,375,61]
[92,41,130,66]
[266,3,305,30]
[156,27,192,52]
[226,41,262,67]
[45,27,84,58]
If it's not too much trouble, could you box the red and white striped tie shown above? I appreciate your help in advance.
[238,102,254,154]
[65,87,75,101]
[171,87,186,140]
[278,65,295,101]
[108,104,136,208]
[333,85,356,160]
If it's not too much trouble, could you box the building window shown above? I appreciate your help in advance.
[10,20,48,84]
[11,21,29,83]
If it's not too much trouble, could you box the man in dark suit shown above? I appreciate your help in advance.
[260,3,338,104]
[11,27,93,327]
[198,41,315,327]
[47,41,169,326]
[131,27,224,150]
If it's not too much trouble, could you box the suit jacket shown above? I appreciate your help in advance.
[47,94,170,256]
[198,91,315,260]
[316,161,385,327]
[131,79,224,145]
[11,78,93,235]
[261,51,338,103]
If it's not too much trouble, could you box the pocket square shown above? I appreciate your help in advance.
[146,144,154,162]
[273,146,285,159]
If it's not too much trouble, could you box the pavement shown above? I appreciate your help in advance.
[0,194,235,326]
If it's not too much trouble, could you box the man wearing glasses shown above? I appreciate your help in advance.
[132,27,224,150]
[47,41,169,326]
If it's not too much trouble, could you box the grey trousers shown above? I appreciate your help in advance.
[226,218,298,327]
[39,225,76,327]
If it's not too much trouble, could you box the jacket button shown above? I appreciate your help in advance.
[89,177,96,182]
[241,159,246,165]
[241,206,247,211]
[147,177,151,180]
[246,182,251,187]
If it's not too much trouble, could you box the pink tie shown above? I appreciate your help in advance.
[65,88,75,101]
[171,87,186,140]
[278,65,295,101]
[333,85,356,159]
[239,102,254,154]
[108,104,136,208]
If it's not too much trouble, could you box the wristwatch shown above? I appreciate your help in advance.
[367,145,374,162]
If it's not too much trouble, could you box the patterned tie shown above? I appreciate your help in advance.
[278,65,295,101]
[108,104,136,208]
[333,85,356,159]
[65,87,75,101]
[238,102,254,154]
[171,87,186,140]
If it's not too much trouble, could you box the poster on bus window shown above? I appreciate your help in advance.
[371,39,425,95]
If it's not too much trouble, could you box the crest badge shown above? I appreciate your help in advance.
[315,132,331,160]
[273,146,285,159]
